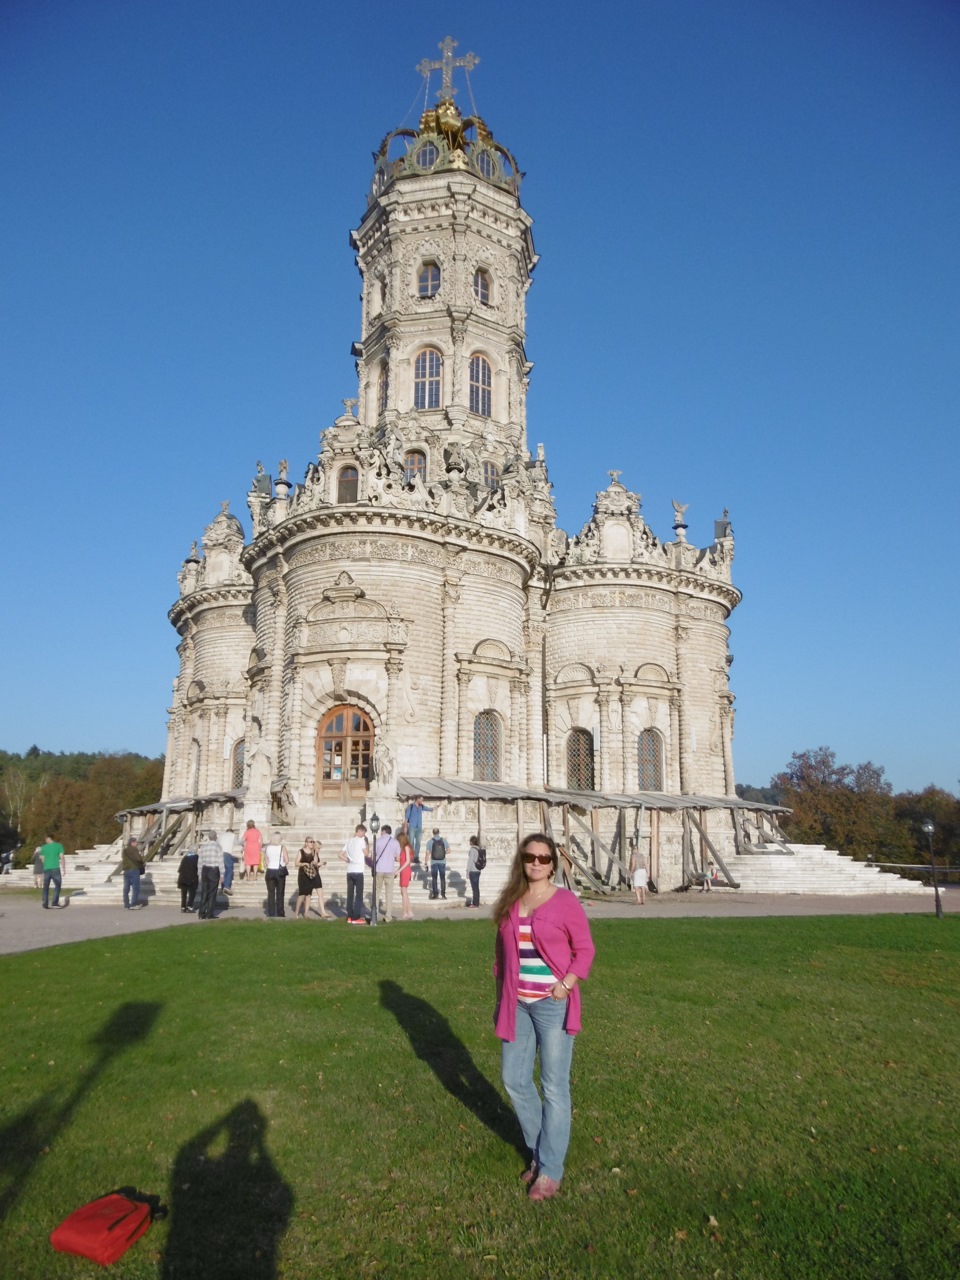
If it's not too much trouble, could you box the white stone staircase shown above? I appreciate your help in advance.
[730,844,930,895]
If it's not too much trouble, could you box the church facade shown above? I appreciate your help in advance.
[158,46,741,873]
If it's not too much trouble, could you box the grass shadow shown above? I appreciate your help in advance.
[379,978,525,1158]
[0,1000,162,1222]
[160,1099,293,1280]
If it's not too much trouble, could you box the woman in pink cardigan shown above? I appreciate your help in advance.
[493,833,596,1202]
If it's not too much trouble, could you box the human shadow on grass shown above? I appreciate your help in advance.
[0,1000,162,1223]
[161,1099,293,1280]
[379,979,526,1157]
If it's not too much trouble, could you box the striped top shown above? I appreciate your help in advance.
[517,915,555,1003]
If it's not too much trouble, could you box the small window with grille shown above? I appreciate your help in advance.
[482,461,500,492]
[566,728,595,791]
[473,268,491,305]
[416,141,439,169]
[231,739,245,789]
[637,728,664,790]
[473,710,502,782]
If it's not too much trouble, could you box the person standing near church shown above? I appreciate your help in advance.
[373,824,401,922]
[427,828,448,899]
[404,796,433,863]
[197,830,223,919]
[121,836,146,909]
[263,832,289,918]
[222,828,239,894]
[241,819,263,883]
[40,834,66,909]
[465,834,484,908]
[339,823,368,923]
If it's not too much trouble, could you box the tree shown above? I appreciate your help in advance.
[894,787,960,868]
[772,747,914,864]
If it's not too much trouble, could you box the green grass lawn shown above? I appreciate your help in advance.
[1,915,958,1279]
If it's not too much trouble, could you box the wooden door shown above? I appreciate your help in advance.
[316,705,373,802]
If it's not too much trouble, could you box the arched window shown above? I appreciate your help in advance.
[337,466,359,503]
[473,710,502,782]
[469,354,492,417]
[404,449,426,485]
[482,461,500,491]
[637,728,664,790]
[414,348,442,410]
[475,149,496,180]
[566,728,595,791]
[415,141,439,170]
[473,268,491,305]
[377,365,388,416]
[230,739,245,789]
[418,261,441,298]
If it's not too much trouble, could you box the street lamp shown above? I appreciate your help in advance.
[368,811,380,928]
[921,819,942,920]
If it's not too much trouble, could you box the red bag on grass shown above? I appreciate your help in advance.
[50,1192,153,1265]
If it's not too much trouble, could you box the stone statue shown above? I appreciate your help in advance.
[373,738,395,784]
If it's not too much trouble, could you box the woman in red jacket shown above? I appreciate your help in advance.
[493,833,595,1202]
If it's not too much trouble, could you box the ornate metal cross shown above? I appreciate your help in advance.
[417,36,479,100]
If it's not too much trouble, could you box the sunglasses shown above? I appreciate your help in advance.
[522,853,553,866]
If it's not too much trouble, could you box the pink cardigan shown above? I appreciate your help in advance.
[494,889,596,1041]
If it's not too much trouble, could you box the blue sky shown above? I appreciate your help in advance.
[3,0,958,793]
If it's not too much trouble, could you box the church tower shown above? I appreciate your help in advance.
[351,35,537,478]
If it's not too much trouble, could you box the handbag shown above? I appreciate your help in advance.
[51,1191,161,1265]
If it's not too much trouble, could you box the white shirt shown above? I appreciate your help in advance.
[342,835,368,873]
[264,842,286,870]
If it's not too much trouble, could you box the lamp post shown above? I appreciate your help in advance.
[921,819,942,920]
[368,811,380,928]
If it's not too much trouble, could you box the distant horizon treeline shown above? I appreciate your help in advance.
[0,747,164,859]
[738,746,959,868]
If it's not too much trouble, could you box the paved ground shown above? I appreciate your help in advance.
[0,883,954,956]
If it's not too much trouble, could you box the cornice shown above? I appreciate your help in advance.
[551,564,741,613]
[241,506,541,576]
[168,584,252,629]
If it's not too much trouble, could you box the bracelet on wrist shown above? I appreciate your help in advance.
[560,978,572,993]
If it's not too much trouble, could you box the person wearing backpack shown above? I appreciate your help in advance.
[465,834,486,908]
[427,828,448,899]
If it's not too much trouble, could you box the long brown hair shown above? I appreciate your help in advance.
[492,833,559,927]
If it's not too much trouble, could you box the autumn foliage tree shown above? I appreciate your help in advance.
[0,750,164,859]
[772,747,916,864]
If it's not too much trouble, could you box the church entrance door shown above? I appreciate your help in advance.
[316,705,374,803]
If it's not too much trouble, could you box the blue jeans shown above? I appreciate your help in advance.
[468,870,481,906]
[410,827,423,858]
[123,868,142,908]
[430,862,446,897]
[223,855,235,891]
[42,869,62,908]
[346,871,365,920]
[501,998,575,1182]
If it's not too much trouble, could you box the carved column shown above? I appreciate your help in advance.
[439,577,461,775]
[620,690,633,792]
[287,664,304,788]
[596,683,614,793]
[385,645,403,746]
[451,317,467,406]
[194,710,207,795]
[264,575,287,799]
[509,676,523,782]
[525,619,545,787]
[675,623,693,793]
[720,698,736,796]
[456,669,472,778]
[670,689,686,794]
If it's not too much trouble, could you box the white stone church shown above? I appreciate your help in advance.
[140,42,795,894]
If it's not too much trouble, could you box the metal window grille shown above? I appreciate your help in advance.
[416,142,439,169]
[637,729,663,790]
[473,710,501,782]
[403,450,426,485]
[469,354,492,417]
[566,729,595,790]
[414,349,442,409]
[476,150,496,180]
[231,739,245,789]
[377,367,388,415]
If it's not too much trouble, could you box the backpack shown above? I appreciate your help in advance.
[50,1192,159,1265]
[475,846,487,871]
[431,836,447,860]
